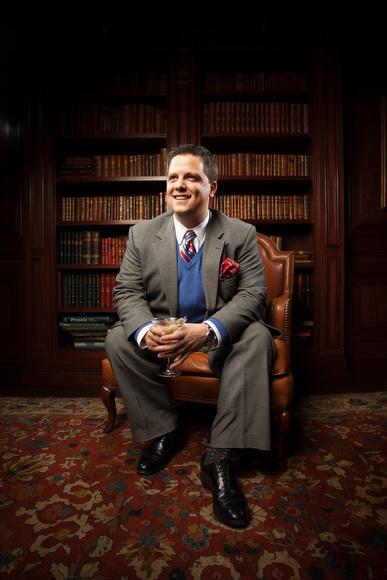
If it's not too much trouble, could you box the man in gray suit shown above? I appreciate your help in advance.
[105,144,278,527]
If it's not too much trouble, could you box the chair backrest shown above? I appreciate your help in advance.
[257,233,294,303]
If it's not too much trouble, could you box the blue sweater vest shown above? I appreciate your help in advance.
[177,241,206,322]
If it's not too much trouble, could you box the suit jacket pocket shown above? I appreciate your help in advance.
[218,277,238,302]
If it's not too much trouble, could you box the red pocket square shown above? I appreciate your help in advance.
[219,258,240,280]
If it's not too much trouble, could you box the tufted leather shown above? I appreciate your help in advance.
[101,232,294,472]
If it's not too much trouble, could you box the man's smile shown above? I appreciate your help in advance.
[173,194,191,200]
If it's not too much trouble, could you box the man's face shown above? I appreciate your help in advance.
[166,154,217,227]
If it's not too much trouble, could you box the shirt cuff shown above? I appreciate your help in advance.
[135,322,152,348]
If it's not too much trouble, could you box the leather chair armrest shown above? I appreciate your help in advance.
[270,339,294,411]
[265,295,292,345]
[272,338,291,376]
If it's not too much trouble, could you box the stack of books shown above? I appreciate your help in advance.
[61,273,116,308]
[59,315,117,350]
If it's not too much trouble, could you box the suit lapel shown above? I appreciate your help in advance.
[154,216,179,316]
[203,213,225,313]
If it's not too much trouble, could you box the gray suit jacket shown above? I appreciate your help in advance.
[113,209,270,342]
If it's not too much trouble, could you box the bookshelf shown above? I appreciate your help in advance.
[55,63,169,352]
[198,46,315,351]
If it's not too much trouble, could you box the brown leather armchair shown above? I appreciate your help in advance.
[101,232,294,471]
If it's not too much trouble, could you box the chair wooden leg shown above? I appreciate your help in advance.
[271,406,291,473]
[100,383,119,434]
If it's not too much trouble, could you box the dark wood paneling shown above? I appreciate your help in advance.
[345,44,387,386]
[167,45,198,148]
[0,92,24,246]
[312,44,347,365]
[23,83,56,358]
[0,263,25,352]
[0,68,26,365]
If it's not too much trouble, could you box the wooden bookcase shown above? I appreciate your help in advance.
[54,55,169,354]
[198,46,315,351]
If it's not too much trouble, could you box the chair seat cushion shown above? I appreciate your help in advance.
[174,338,289,378]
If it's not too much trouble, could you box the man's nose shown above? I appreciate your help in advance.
[175,177,186,190]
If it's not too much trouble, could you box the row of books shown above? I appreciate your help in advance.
[59,104,167,136]
[294,250,314,263]
[267,236,283,250]
[292,319,313,348]
[61,272,116,307]
[94,150,167,178]
[202,102,309,134]
[215,153,311,177]
[59,315,117,350]
[57,149,167,179]
[212,194,310,220]
[58,231,127,265]
[294,272,312,307]
[204,71,308,92]
[58,194,167,222]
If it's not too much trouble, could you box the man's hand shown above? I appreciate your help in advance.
[145,322,208,368]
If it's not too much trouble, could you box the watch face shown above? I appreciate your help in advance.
[206,325,216,346]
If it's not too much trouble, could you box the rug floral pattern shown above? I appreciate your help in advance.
[0,392,386,579]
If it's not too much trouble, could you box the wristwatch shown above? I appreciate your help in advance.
[204,322,218,348]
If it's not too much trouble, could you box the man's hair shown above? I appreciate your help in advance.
[167,144,218,183]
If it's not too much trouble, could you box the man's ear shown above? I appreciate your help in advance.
[210,181,218,197]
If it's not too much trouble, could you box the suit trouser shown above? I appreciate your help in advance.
[105,321,275,450]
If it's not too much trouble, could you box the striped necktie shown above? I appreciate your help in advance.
[181,230,197,263]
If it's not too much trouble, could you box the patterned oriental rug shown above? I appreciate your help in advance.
[0,392,386,579]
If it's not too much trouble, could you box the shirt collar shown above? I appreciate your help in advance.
[174,211,210,247]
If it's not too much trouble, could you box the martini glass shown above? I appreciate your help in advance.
[151,317,186,377]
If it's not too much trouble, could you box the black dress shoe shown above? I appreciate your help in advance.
[200,454,249,528]
[136,424,188,475]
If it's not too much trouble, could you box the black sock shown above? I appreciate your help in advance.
[203,447,232,464]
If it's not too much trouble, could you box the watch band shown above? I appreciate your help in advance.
[204,322,218,348]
